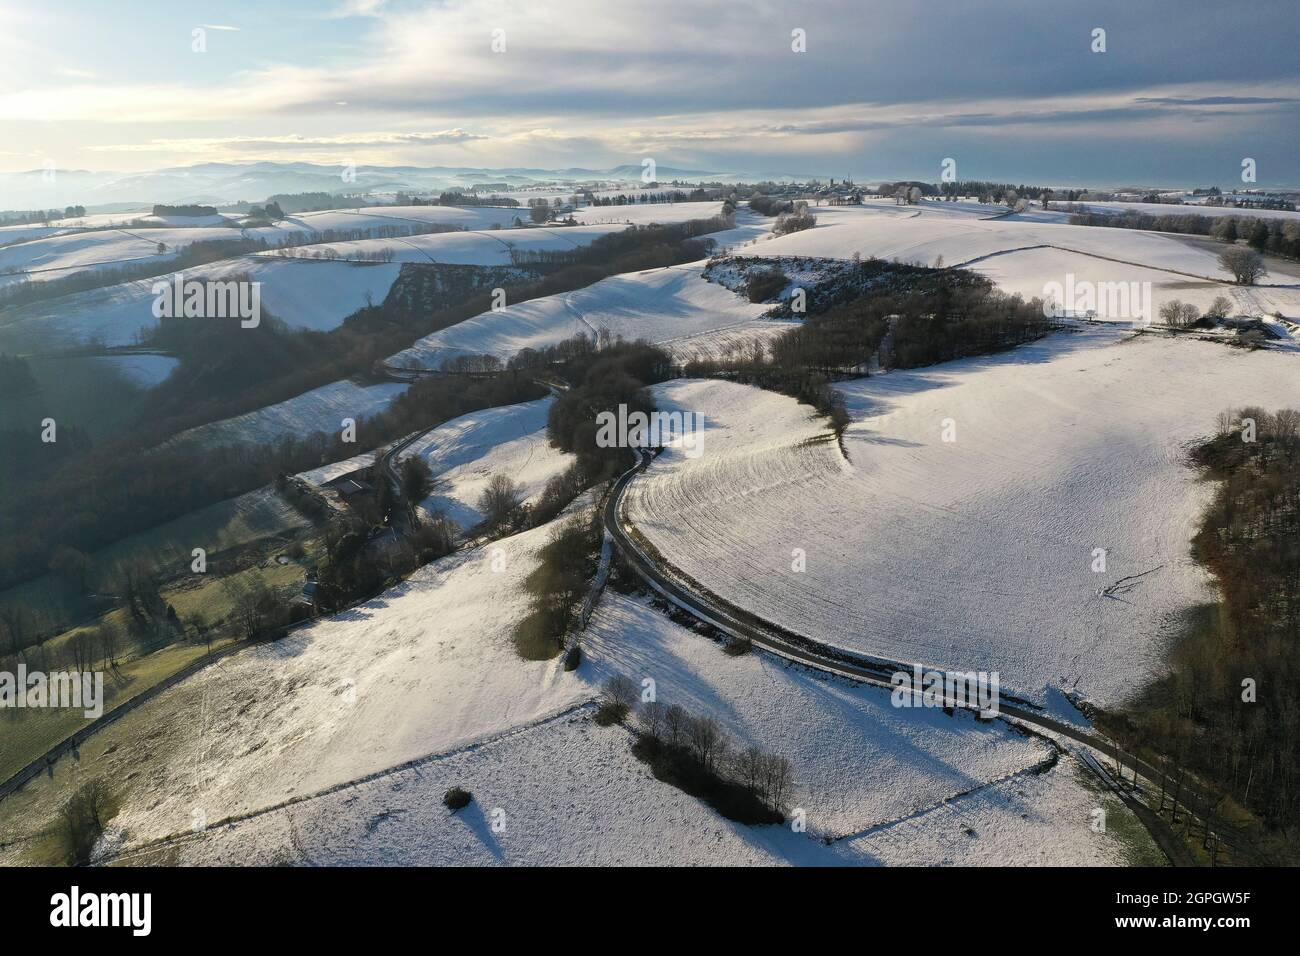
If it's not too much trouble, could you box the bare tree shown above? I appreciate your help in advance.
[603,674,639,712]
[687,714,727,772]
[735,745,765,795]
[96,624,120,669]
[663,704,690,749]
[639,700,669,741]
[478,474,523,530]
[1205,295,1234,320]
[760,753,794,810]
[1219,247,1267,285]
[1158,299,1201,329]
[67,629,94,674]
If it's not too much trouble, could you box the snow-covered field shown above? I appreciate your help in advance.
[662,318,801,364]
[396,398,573,528]
[260,222,626,267]
[0,226,244,286]
[750,203,1234,276]
[0,257,405,350]
[124,588,1139,866]
[15,190,1272,868]
[390,261,773,369]
[571,200,724,226]
[622,332,1300,709]
[0,204,574,289]
[168,379,409,449]
[584,594,1051,837]
[3,520,593,860]
[267,204,532,235]
[731,202,1300,326]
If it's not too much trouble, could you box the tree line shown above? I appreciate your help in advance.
[1065,207,1300,262]
[1105,407,1300,857]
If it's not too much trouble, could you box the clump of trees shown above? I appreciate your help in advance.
[597,674,792,824]
[748,194,794,217]
[399,456,436,523]
[512,508,602,660]
[546,340,674,475]
[773,201,816,236]
[1066,207,1300,263]
[1158,300,1202,328]
[152,204,218,217]
[595,674,639,725]
[226,579,295,643]
[509,215,729,270]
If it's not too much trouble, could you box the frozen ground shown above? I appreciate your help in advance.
[395,398,574,529]
[622,331,1300,708]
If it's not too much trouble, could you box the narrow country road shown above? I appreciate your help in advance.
[602,450,1247,862]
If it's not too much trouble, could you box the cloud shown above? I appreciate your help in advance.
[86,130,487,154]
[3,0,1298,181]
[326,0,387,17]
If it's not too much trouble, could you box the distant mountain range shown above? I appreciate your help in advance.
[0,161,794,211]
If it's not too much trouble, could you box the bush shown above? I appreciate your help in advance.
[443,787,472,811]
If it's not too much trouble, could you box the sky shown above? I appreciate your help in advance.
[2,0,1298,188]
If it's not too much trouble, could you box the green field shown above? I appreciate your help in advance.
[2,485,310,636]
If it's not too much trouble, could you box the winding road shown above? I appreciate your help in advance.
[602,449,1249,862]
